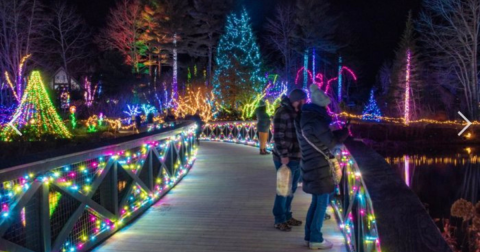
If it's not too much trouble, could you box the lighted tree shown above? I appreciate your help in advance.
[390,12,421,124]
[84,77,97,107]
[96,0,148,74]
[212,8,265,109]
[362,89,382,122]
[174,86,218,122]
[0,0,43,102]
[1,71,72,141]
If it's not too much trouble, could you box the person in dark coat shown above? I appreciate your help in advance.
[272,89,307,232]
[191,110,204,145]
[255,100,271,155]
[296,84,349,250]
[164,109,176,123]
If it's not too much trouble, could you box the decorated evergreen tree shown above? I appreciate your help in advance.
[362,89,382,122]
[212,8,265,109]
[1,71,72,141]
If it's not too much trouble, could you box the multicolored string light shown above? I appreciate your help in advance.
[212,8,265,102]
[1,71,72,141]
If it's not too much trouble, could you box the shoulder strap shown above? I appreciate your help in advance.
[301,130,330,160]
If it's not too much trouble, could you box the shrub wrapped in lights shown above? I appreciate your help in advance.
[173,87,218,122]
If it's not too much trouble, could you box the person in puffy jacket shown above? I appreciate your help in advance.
[296,84,349,250]
[255,100,271,155]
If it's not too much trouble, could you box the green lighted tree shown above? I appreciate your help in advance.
[1,71,72,141]
[212,8,265,109]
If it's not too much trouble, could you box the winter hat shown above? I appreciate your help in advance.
[289,89,307,103]
[309,84,331,107]
[257,100,266,107]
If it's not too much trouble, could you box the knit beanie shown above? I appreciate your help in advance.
[289,89,307,103]
[309,84,331,107]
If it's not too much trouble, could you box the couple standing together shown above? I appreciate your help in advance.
[271,85,349,250]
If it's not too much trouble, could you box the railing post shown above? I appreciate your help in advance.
[112,161,119,217]
[40,183,51,252]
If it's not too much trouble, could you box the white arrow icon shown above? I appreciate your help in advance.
[458,111,472,136]
[8,112,22,136]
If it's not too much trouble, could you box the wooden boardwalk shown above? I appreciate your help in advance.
[93,142,347,252]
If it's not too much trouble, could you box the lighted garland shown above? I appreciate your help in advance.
[1,71,72,141]
[338,111,480,126]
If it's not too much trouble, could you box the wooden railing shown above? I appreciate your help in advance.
[0,122,198,252]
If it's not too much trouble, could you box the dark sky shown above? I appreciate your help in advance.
[73,0,423,89]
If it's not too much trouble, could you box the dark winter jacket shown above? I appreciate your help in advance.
[191,114,204,133]
[295,103,349,195]
[272,96,301,161]
[255,106,271,132]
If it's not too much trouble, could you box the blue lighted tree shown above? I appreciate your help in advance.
[362,89,382,122]
[212,8,265,109]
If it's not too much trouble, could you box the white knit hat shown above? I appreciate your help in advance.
[309,84,331,107]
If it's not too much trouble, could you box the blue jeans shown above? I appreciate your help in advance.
[273,160,301,224]
[305,194,329,242]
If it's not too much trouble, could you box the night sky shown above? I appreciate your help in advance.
[72,0,423,88]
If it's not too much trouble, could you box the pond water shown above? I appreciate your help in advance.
[374,146,480,251]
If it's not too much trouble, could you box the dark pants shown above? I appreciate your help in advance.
[273,160,301,224]
[305,194,329,242]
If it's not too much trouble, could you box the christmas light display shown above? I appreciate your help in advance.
[86,116,98,133]
[295,66,357,95]
[312,48,316,81]
[60,89,70,109]
[0,105,16,126]
[172,33,178,100]
[17,54,31,99]
[124,105,141,124]
[3,54,31,102]
[141,104,156,115]
[84,77,98,107]
[174,87,218,122]
[0,125,197,252]
[70,106,77,129]
[1,71,72,141]
[362,90,382,122]
[404,50,411,125]
[212,8,265,106]
[338,56,342,102]
[331,147,381,252]
[303,49,309,89]
[98,113,104,127]
[4,71,18,102]
[200,121,267,147]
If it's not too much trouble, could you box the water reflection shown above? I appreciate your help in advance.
[382,147,480,251]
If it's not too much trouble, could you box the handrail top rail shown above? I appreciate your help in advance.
[0,122,196,181]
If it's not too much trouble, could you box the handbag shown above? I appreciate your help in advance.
[276,164,292,196]
[301,130,342,185]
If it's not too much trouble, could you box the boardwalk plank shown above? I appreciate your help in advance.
[93,142,347,252]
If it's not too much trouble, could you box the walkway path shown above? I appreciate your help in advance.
[93,142,347,252]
